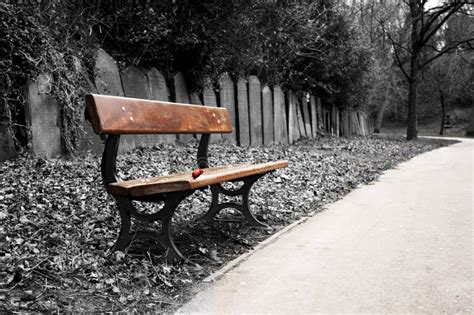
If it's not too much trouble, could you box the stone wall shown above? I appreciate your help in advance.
[1,48,373,161]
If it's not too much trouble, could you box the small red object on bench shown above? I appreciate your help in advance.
[192,168,204,179]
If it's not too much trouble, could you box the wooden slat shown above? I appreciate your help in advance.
[108,160,288,196]
[85,94,232,135]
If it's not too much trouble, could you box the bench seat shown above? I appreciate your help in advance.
[108,160,288,197]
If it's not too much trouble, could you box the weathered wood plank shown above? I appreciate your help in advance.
[262,85,274,145]
[85,94,232,135]
[108,160,288,196]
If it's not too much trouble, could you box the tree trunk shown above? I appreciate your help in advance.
[406,67,419,140]
[406,0,422,141]
[406,38,421,140]
[438,90,446,136]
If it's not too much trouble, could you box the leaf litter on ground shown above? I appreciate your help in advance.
[0,135,454,312]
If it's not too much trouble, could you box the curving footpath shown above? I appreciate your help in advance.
[178,138,473,314]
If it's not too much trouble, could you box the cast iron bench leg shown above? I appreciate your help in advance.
[112,191,191,262]
[200,174,269,228]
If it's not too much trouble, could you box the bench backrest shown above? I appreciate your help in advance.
[85,94,232,135]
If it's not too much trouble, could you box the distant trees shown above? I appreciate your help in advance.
[2,0,377,152]
[340,1,406,133]
[384,1,473,140]
[91,0,371,108]
[420,53,472,135]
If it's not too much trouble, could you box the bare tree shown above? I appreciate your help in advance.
[385,0,473,140]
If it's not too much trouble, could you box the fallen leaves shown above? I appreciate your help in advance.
[0,135,451,312]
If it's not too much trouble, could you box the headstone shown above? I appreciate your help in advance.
[190,92,202,105]
[346,111,352,136]
[359,112,368,136]
[367,115,373,134]
[340,111,349,137]
[147,68,170,102]
[236,78,250,146]
[218,73,237,144]
[273,85,288,144]
[325,106,331,132]
[331,104,337,136]
[122,66,150,99]
[203,78,221,142]
[95,48,124,96]
[174,72,190,104]
[467,107,474,137]
[357,112,364,136]
[95,49,136,152]
[296,97,306,138]
[316,97,323,131]
[310,95,318,138]
[248,76,263,146]
[174,72,194,142]
[121,66,153,151]
[262,85,274,145]
[287,91,300,143]
[77,60,102,155]
[0,123,16,161]
[301,93,312,138]
[26,74,62,158]
[146,68,175,143]
[351,112,361,135]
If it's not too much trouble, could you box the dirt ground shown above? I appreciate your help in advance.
[0,136,454,312]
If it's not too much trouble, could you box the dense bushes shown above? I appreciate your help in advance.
[2,0,372,153]
[0,3,97,153]
[93,0,371,101]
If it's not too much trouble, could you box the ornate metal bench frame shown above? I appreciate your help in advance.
[102,134,269,262]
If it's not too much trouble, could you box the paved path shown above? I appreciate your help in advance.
[179,138,473,314]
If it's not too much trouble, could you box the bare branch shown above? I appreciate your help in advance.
[388,35,411,81]
[422,38,474,67]
[419,3,464,47]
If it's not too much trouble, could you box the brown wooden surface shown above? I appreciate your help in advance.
[108,160,288,196]
[85,94,232,135]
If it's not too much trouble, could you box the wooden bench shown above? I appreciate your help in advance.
[85,94,288,261]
